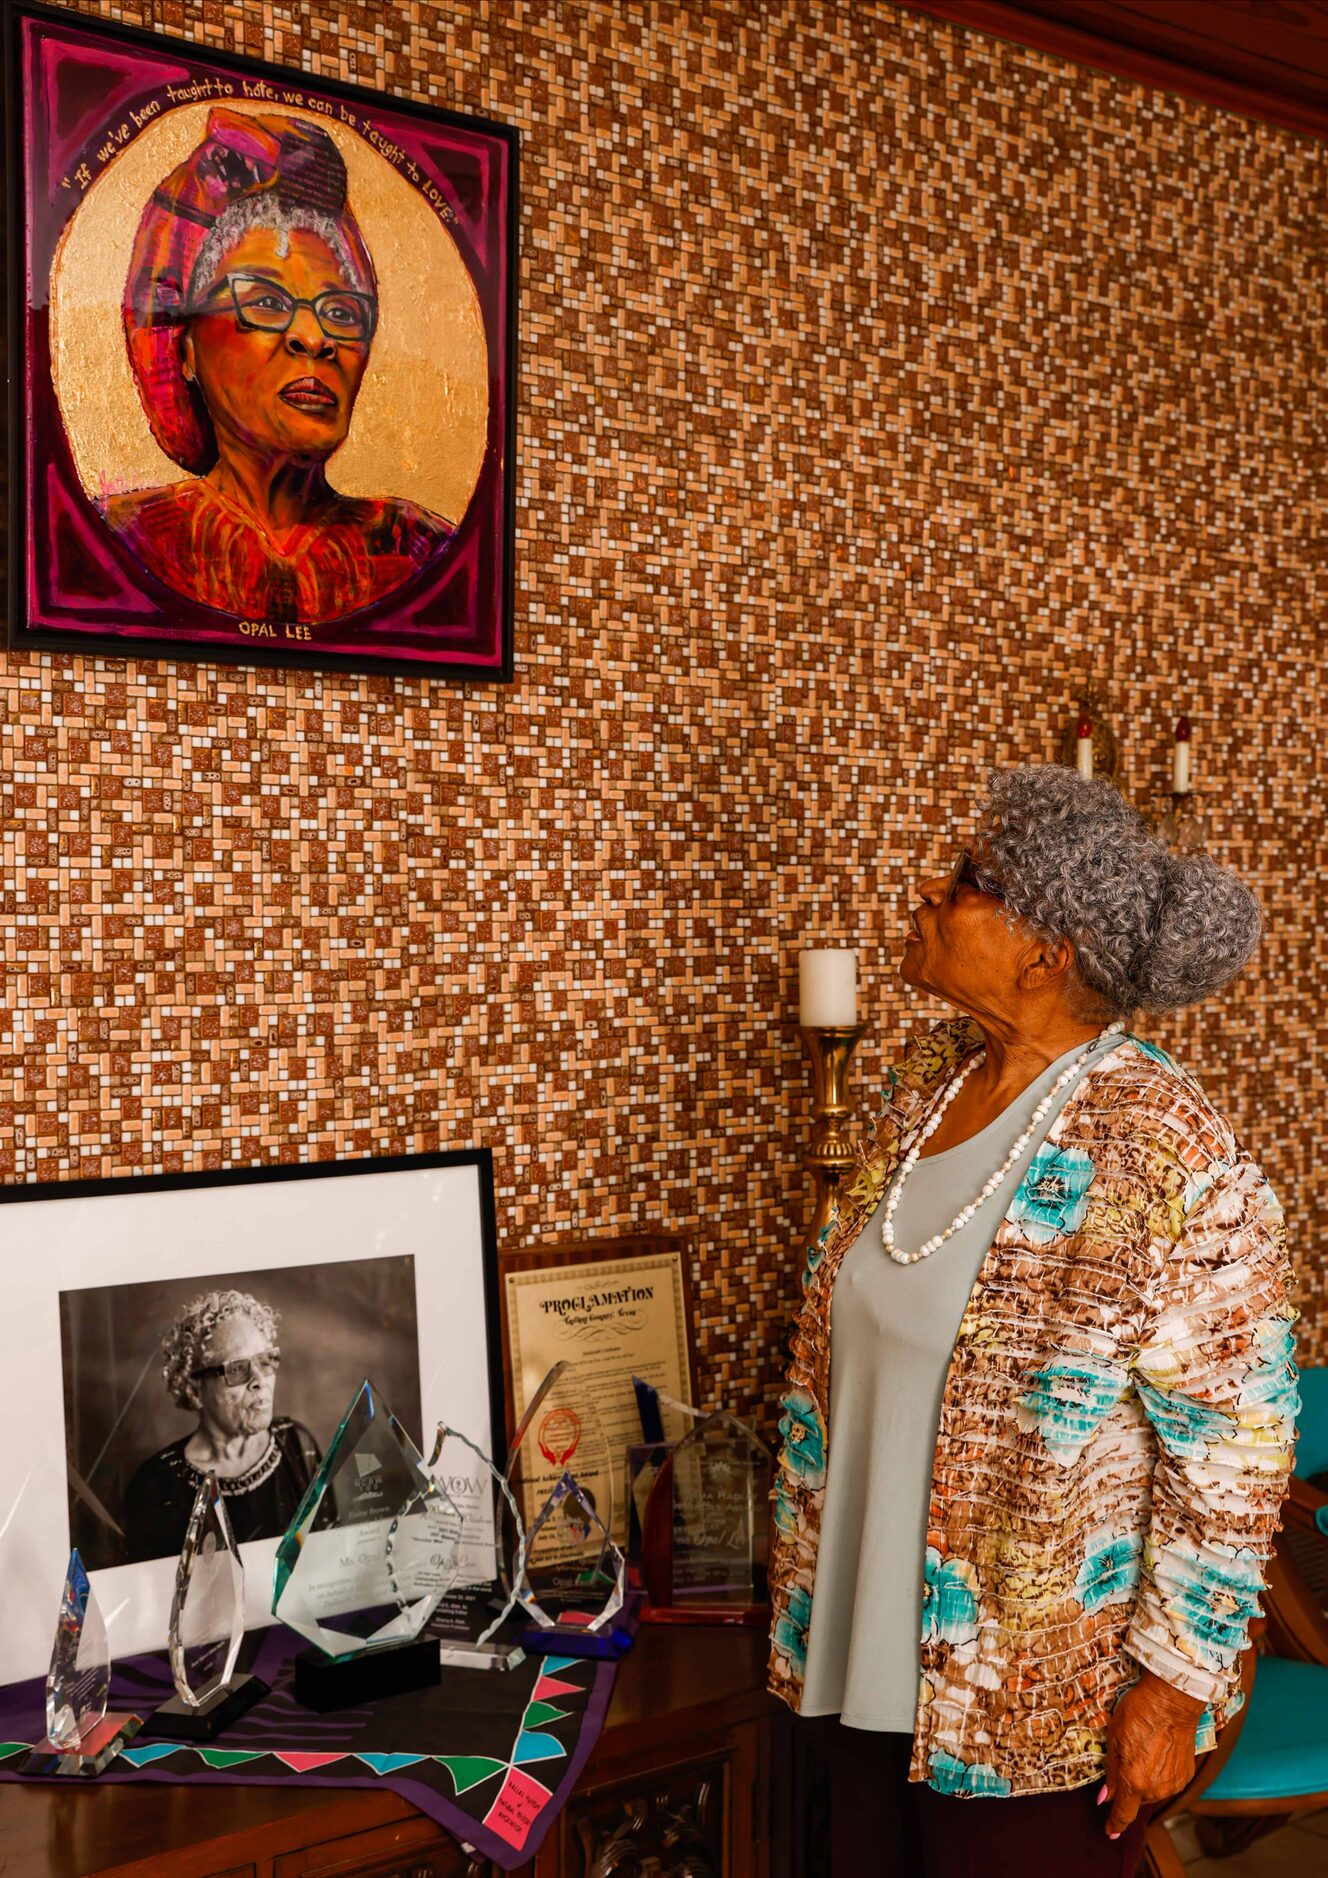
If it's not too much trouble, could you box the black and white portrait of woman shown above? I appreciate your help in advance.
[59,1253,424,1571]
[122,1288,322,1563]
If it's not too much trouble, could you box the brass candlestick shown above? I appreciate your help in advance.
[799,1023,867,1253]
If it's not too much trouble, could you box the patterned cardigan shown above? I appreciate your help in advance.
[768,1018,1299,1797]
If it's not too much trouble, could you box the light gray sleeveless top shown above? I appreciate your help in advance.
[799,1034,1115,1731]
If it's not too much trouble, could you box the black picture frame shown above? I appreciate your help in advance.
[4,0,518,682]
[0,1146,506,1685]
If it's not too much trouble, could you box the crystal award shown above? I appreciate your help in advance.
[641,1411,774,1623]
[272,1379,463,1711]
[19,1550,142,1777]
[506,1362,630,1659]
[149,1472,269,1740]
[427,1421,526,1671]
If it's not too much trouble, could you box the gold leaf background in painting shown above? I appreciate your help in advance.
[49,102,489,531]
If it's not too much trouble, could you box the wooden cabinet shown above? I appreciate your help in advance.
[552,1723,765,1877]
[0,1632,788,1878]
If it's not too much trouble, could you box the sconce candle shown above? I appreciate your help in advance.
[1075,713,1094,780]
[799,948,858,1027]
[1173,715,1193,794]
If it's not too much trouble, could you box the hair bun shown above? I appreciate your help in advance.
[1130,852,1263,1013]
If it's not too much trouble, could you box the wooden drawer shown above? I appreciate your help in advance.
[274,1813,484,1878]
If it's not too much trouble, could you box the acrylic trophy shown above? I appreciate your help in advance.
[19,1549,142,1777]
[149,1472,269,1740]
[427,1422,526,1671]
[506,1362,630,1659]
[641,1411,774,1623]
[272,1379,463,1711]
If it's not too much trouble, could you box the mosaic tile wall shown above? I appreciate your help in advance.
[4,0,1325,1411]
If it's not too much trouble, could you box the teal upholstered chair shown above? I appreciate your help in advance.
[1140,1639,1328,1872]
[1271,1364,1328,1659]
[1293,1366,1328,1485]
[1141,1367,1328,1872]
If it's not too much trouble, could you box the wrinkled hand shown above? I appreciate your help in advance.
[1101,1669,1205,1839]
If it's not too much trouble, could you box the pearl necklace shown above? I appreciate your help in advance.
[881,1022,1125,1266]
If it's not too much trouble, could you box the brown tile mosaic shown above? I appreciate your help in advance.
[3,1,1325,1427]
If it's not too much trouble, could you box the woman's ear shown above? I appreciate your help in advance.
[1018,934,1077,991]
[180,332,196,385]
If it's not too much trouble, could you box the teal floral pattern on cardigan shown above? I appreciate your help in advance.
[777,1386,827,1490]
[1076,1532,1143,1613]
[1006,1143,1097,1244]
[922,1547,980,1645]
[1015,1355,1127,1465]
[768,1019,1299,1799]
[928,1750,1013,1798]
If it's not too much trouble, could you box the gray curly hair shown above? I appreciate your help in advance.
[188,199,371,303]
[161,1289,280,1412]
[972,766,1262,1021]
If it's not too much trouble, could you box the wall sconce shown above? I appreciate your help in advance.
[1151,716,1210,851]
[797,950,865,1255]
[1058,679,1121,783]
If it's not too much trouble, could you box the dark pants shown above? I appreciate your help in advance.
[826,1722,1159,1878]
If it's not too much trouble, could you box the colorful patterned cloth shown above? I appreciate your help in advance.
[769,1019,1299,1797]
[0,1623,619,1870]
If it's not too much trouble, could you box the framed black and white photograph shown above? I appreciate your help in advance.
[0,1150,502,1686]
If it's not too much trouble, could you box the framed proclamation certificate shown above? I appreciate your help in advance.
[501,1235,696,1549]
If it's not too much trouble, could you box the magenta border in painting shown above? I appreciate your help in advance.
[6,2,517,680]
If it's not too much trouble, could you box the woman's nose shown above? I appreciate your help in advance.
[284,313,335,359]
[918,872,949,905]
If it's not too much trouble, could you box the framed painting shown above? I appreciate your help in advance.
[0,1149,504,1685]
[4,1,517,679]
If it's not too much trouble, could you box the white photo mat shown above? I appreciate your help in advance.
[0,1152,501,1686]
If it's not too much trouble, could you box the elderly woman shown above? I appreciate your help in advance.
[123,1288,321,1563]
[102,109,451,623]
[769,766,1298,1877]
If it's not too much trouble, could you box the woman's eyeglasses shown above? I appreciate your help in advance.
[948,849,1006,903]
[192,1351,281,1388]
[189,273,378,343]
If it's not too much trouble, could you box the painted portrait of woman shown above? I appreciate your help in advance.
[102,109,452,624]
[16,10,513,674]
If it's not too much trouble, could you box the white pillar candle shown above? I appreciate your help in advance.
[799,948,858,1026]
[1173,715,1192,794]
[1075,712,1094,780]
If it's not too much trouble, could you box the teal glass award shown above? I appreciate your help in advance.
[149,1472,269,1740]
[272,1379,462,1711]
[19,1550,142,1777]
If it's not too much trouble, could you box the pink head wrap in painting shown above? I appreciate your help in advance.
[121,108,375,473]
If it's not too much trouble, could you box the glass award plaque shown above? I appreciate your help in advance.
[20,1550,142,1777]
[506,1363,630,1659]
[427,1422,526,1671]
[641,1412,773,1624]
[273,1379,463,1711]
[149,1472,269,1740]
